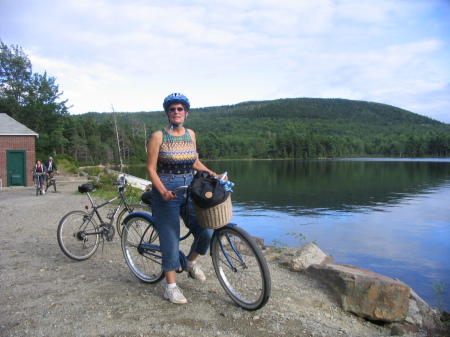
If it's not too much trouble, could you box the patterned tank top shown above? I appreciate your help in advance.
[157,128,197,174]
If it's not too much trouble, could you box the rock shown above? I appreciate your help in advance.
[277,243,334,271]
[405,289,440,330]
[307,263,410,322]
[390,324,419,335]
[252,236,266,250]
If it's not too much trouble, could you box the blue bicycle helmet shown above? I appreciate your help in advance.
[163,93,190,112]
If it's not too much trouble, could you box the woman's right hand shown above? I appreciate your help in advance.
[162,190,176,201]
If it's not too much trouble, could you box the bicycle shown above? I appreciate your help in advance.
[57,175,150,261]
[120,184,271,311]
[45,172,57,192]
[34,173,45,196]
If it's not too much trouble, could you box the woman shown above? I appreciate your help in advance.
[147,93,226,304]
[31,160,48,194]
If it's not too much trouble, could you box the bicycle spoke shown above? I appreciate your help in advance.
[116,204,151,239]
[212,226,271,310]
[57,211,100,261]
[121,215,164,284]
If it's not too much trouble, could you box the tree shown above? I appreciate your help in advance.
[0,40,70,156]
[0,40,32,118]
[111,106,124,168]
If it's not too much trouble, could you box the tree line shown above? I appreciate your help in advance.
[1,40,449,165]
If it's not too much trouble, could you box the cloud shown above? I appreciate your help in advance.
[1,0,449,121]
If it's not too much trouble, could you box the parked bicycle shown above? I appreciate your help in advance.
[45,172,57,192]
[57,175,150,261]
[121,183,271,311]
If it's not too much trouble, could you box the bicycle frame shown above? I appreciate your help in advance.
[127,211,243,274]
[133,212,188,272]
[212,224,243,273]
[85,191,129,231]
[46,174,55,184]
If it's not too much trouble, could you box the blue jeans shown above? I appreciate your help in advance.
[34,174,45,186]
[151,173,213,271]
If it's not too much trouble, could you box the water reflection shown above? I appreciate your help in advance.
[207,159,450,311]
[201,160,448,220]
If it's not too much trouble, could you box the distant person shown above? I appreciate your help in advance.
[146,92,227,304]
[31,160,48,194]
[44,157,59,175]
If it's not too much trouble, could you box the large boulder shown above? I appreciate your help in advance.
[277,242,334,271]
[405,289,440,330]
[306,263,411,322]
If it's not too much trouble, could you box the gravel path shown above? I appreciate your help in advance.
[0,182,427,337]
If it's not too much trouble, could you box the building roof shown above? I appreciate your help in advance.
[0,113,39,137]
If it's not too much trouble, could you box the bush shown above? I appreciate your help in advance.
[96,172,118,191]
[88,172,143,204]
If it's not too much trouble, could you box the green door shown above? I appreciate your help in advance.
[7,150,27,186]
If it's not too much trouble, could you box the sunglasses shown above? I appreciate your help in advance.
[169,107,184,112]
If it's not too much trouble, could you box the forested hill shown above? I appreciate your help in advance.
[69,98,449,164]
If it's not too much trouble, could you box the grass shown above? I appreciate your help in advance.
[271,232,317,253]
[434,282,445,313]
[57,159,78,174]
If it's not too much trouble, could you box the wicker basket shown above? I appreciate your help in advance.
[193,195,232,229]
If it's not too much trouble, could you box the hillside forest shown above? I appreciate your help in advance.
[1,40,449,166]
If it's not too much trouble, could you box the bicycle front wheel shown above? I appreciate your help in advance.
[121,214,164,284]
[211,225,271,310]
[57,211,100,261]
[116,204,151,239]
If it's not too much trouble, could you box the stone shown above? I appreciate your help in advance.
[252,236,265,250]
[390,324,419,335]
[405,288,440,330]
[307,263,410,322]
[277,243,334,271]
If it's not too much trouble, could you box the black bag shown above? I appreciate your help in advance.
[189,170,230,208]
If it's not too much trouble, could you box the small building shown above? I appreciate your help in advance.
[0,113,39,187]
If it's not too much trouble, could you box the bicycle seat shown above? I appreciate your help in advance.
[78,183,96,193]
[141,190,151,205]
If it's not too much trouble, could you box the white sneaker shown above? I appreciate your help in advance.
[186,261,206,282]
[42,190,45,194]
[164,286,187,304]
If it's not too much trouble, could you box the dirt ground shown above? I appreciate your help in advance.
[0,181,428,337]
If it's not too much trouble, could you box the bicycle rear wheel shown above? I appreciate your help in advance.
[57,211,100,261]
[121,214,164,284]
[211,225,271,310]
[116,204,151,239]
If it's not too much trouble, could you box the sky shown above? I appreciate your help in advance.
[1,0,450,123]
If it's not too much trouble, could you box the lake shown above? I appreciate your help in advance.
[122,158,450,311]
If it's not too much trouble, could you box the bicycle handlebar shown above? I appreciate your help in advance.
[172,186,189,194]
